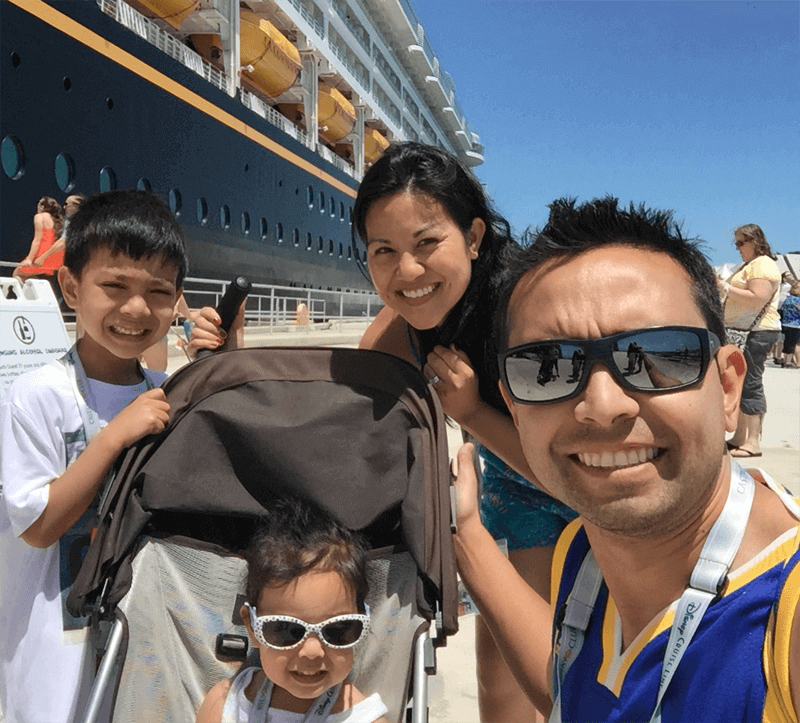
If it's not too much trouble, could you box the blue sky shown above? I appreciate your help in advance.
[411,1,799,265]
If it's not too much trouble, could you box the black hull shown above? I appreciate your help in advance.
[1,0,373,293]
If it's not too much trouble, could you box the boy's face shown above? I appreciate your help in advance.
[59,247,181,364]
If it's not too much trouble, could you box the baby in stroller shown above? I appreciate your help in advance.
[196,495,389,723]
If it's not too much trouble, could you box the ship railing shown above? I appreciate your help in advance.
[239,90,312,149]
[96,0,231,95]
[286,0,325,39]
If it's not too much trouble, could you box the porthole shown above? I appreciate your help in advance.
[260,217,268,239]
[197,197,209,224]
[329,240,334,256]
[169,188,182,215]
[99,166,117,192]
[10,52,21,68]
[1,135,25,180]
[307,185,314,208]
[219,204,231,229]
[340,202,345,221]
[244,163,250,172]
[63,77,72,91]
[106,97,114,110]
[347,246,352,261]
[319,192,325,213]
[54,152,75,192]
[277,223,283,243]
[306,232,312,250]
[292,228,299,247]
[330,197,335,217]
[137,178,151,192]
[241,212,250,234]
[318,237,324,254]
[338,243,343,258]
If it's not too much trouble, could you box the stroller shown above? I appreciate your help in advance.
[68,346,459,723]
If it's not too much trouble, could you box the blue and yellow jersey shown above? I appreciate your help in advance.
[551,514,800,723]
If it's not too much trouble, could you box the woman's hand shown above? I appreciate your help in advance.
[185,302,245,360]
[424,345,481,425]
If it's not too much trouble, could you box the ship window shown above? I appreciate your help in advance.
[340,202,345,221]
[348,207,353,225]
[1,135,25,180]
[338,243,343,258]
[99,167,117,192]
[330,197,335,217]
[306,232,312,250]
[54,152,75,192]
[197,197,209,224]
[347,245,352,261]
[169,189,182,215]
[329,240,334,256]
[319,192,325,213]
[63,77,72,92]
[293,228,300,247]
[307,186,314,208]
[241,212,250,234]
[277,223,283,243]
[260,217,268,239]
[11,53,21,68]
[107,98,114,110]
[219,205,231,229]
[318,237,324,254]
[137,178,151,192]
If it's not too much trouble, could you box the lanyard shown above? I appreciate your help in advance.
[549,459,756,723]
[249,677,342,723]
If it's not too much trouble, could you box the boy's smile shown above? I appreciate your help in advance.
[59,248,181,383]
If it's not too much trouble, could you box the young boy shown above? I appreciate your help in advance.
[0,190,187,723]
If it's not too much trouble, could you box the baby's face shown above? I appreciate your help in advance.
[246,569,358,712]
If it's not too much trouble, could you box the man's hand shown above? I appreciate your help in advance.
[452,442,482,534]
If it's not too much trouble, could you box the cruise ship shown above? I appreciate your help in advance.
[0,0,484,298]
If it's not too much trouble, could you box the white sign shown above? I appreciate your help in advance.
[0,278,70,397]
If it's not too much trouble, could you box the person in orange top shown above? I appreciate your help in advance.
[13,197,66,279]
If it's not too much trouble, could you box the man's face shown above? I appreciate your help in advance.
[503,246,737,538]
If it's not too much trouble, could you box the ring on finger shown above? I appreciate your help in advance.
[428,374,441,385]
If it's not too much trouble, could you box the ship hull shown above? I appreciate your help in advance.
[0,0,372,295]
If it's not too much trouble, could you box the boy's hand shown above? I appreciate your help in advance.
[185,302,244,360]
[102,388,170,449]
[424,345,481,424]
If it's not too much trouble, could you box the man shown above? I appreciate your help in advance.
[453,197,800,722]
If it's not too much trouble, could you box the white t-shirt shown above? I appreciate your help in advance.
[0,361,166,723]
[223,667,388,723]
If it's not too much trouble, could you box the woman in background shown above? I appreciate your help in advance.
[13,197,65,280]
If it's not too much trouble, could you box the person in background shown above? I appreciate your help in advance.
[452,196,800,722]
[13,196,65,280]
[718,224,781,458]
[777,279,800,368]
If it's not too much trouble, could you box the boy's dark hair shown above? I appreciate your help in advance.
[64,190,188,287]
[244,496,369,612]
[497,196,726,349]
[353,142,517,413]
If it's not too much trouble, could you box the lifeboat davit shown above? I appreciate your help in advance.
[317,83,356,144]
[130,0,199,30]
[364,127,389,163]
[239,11,301,98]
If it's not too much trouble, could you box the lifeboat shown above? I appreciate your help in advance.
[364,127,389,163]
[239,11,301,98]
[317,83,356,144]
[190,34,223,68]
[129,0,199,30]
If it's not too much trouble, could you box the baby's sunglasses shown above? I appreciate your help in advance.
[499,326,722,405]
[246,603,370,650]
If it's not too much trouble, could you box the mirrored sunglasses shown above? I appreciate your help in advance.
[499,326,721,405]
[247,603,370,650]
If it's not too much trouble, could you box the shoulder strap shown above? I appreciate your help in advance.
[221,667,260,723]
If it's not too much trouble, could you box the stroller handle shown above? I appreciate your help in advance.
[197,276,251,360]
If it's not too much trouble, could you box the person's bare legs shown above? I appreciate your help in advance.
[476,545,553,723]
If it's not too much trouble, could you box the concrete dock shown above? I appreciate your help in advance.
[163,321,799,723]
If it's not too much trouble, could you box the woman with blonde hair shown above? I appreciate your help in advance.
[718,223,781,457]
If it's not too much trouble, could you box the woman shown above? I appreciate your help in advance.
[13,197,65,280]
[778,279,800,368]
[719,224,781,457]
[354,142,576,723]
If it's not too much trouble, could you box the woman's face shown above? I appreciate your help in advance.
[734,232,757,263]
[364,192,485,330]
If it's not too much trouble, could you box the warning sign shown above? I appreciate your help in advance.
[1,278,70,397]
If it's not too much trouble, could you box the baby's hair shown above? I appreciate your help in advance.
[244,496,369,612]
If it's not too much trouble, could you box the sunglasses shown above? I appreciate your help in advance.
[499,326,721,405]
[735,240,749,248]
[246,603,370,650]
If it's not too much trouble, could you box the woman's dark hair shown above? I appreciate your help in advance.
[353,142,517,413]
[64,190,188,286]
[37,196,65,238]
[244,496,369,612]
[735,224,777,260]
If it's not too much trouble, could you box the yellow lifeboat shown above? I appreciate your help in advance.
[317,83,356,144]
[190,34,223,68]
[239,10,301,99]
[364,127,389,163]
[130,0,199,30]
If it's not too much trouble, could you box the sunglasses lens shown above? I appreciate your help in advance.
[321,619,365,647]
[615,329,704,390]
[260,620,306,648]
[504,343,583,403]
